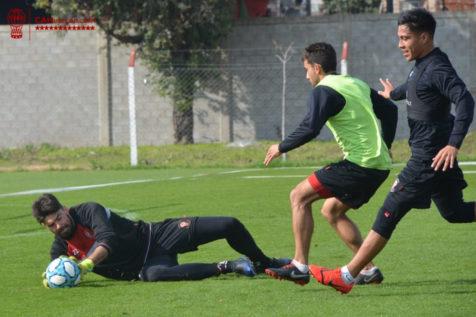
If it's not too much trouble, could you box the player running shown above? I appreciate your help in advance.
[311,8,475,294]
[33,193,290,286]
[263,42,398,285]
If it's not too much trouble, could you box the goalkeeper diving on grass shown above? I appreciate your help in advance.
[33,193,290,287]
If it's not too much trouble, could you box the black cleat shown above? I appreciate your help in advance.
[219,258,256,277]
[354,267,384,285]
[254,257,292,274]
[265,263,310,286]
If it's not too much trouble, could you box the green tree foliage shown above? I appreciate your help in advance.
[323,0,381,14]
[36,0,235,144]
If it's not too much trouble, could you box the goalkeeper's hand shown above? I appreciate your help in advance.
[78,258,95,275]
[66,256,94,275]
[42,271,49,288]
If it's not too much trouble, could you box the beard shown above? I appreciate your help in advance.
[58,226,74,239]
[58,215,75,240]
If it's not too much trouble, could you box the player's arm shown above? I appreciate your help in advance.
[50,236,67,260]
[278,86,344,153]
[431,64,474,171]
[76,203,118,269]
[370,89,398,150]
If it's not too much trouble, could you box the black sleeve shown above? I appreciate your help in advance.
[389,83,407,101]
[50,236,67,260]
[278,86,345,153]
[75,202,118,256]
[370,89,398,149]
[431,64,475,148]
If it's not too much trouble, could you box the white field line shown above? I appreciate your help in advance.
[0,179,156,198]
[2,163,476,198]
[2,164,475,239]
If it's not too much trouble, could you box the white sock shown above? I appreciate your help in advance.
[291,259,309,273]
[341,265,354,285]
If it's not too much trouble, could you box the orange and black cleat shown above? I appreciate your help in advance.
[309,264,353,294]
[265,263,310,286]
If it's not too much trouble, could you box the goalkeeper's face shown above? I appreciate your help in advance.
[42,208,75,239]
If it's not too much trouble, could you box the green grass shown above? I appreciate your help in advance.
[0,166,475,316]
[0,132,475,170]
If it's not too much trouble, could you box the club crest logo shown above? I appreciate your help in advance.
[7,8,26,39]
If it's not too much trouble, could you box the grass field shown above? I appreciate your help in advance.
[0,165,475,316]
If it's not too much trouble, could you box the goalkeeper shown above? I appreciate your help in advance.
[33,193,289,285]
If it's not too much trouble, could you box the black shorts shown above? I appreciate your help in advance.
[372,157,471,239]
[150,217,200,255]
[315,160,390,209]
[388,157,467,209]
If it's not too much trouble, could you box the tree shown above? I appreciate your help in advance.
[323,0,381,14]
[36,0,235,144]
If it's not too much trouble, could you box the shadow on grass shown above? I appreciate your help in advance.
[12,227,43,235]
[80,280,123,288]
[3,213,31,221]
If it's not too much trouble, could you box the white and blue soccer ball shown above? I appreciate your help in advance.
[45,257,81,288]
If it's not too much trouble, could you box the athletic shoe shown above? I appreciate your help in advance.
[253,257,292,274]
[265,263,310,286]
[309,264,353,294]
[354,267,384,285]
[229,258,256,277]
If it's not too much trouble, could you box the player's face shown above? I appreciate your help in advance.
[304,59,320,86]
[397,25,428,61]
[43,208,74,239]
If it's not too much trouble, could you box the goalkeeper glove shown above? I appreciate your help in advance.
[78,258,95,275]
[42,271,49,288]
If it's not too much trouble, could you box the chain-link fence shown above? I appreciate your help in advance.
[258,0,475,17]
[1,7,475,149]
[145,45,327,145]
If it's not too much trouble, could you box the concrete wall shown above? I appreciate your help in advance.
[0,11,475,148]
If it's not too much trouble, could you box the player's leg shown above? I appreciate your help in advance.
[140,253,222,281]
[309,189,413,293]
[432,168,475,223]
[290,178,322,265]
[191,216,291,274]
[265,175,324,285]
[320,198,378,270]
[191,216,272,264]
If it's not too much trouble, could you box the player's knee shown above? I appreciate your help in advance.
[439,202,475,223]
[320,207,336,224]
[371,207,398,240]
[290,187,306,210]
[223,217,244,232]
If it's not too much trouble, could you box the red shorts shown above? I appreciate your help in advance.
[307,173,333,198]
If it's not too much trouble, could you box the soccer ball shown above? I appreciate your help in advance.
[45,257,81,288]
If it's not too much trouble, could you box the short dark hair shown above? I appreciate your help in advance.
[303,42,337,74]
[32,193,63,223]
[398,8,436,38]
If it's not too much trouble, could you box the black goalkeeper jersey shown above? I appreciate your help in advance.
[50,202,150,280]
[390,48,474,158]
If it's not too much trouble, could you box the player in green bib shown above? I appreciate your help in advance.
[264,42,398,285]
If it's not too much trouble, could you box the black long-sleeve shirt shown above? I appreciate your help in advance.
[279,85,398,153]
[390,48,474,153]
[50,202,149,280]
